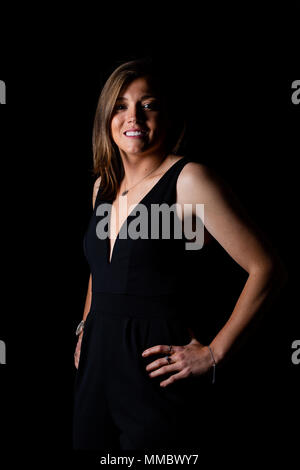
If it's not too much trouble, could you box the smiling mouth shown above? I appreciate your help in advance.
[124,130,147,138]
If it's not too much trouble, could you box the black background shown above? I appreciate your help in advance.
[0,15,299,467]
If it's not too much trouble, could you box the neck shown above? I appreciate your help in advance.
[120,150,168,188]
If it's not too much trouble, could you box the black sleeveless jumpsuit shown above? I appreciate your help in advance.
[73,157,210,451]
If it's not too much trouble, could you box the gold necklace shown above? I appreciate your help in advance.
[121,160,164,196]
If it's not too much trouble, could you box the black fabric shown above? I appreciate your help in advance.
[73,157,212,451]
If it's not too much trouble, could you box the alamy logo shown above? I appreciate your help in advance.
[0,340,6,364]
[291,80,300,105]
[291,340,300,365]
[95,202,205,251]
[0,80,6,104]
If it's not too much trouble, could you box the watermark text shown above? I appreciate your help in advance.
[0,340,6,364]
[96,201,205,251]
[291,340,300,365]
[291,80,300,105]
[0,80,6,104]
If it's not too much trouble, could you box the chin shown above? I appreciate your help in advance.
[122,145,149,155]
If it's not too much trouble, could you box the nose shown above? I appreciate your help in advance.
[126,104,144,124]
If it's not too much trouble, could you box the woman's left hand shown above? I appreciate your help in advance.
[142,329,214,387]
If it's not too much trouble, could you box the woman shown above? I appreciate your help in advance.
[73,58,286,451]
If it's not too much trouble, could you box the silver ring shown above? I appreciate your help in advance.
[168,345,173,354]
[166,355,172,365]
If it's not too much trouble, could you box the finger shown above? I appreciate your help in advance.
[146,358,164,372]
[142,344,180,357]
[148,362,179,378]
[160,369,188,387]
[146,355,177,372]
[142,345,167,357]
[74,350,80,369]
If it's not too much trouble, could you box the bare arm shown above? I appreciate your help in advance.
[82,274,92,322]
[80,177,102,320]
[177,163,288,364]
[80,176,102,322]
[74,176,101,368]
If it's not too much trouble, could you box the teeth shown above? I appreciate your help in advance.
[125,131,143,136]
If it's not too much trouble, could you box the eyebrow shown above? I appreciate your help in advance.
[116,94,158,101]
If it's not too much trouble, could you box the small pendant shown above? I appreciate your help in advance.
[121,190,129,196]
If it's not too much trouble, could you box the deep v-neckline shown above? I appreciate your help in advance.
[107,157,185,265]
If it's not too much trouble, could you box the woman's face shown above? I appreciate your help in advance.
[110,77,167,157]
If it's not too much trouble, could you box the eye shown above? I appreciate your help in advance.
[115,104,126,111]
[142,101,159,110]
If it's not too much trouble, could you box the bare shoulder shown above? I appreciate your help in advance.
[92,176,102,209]
[177,162,222,203]
[179,161,216,183]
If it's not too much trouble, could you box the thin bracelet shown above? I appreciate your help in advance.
[207,345,216,384]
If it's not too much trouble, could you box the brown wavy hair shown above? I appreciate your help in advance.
[92,58,186,201]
